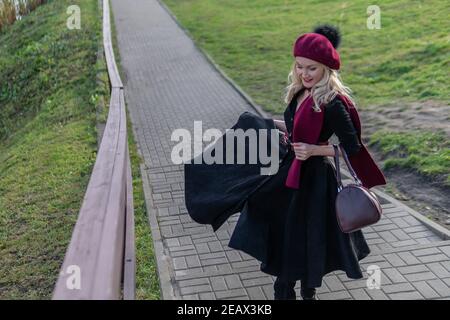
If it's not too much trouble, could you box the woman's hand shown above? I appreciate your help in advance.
[279,131,290,146]
[273,119,287,134]
[292,142,316,161]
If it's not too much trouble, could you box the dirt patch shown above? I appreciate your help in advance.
[360,100,450,230]
[362,100,450,137]
[376,167,450,227]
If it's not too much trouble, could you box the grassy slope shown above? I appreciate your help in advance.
[0,0,99,299]
[0,0,161,299]
[162,0,450,185]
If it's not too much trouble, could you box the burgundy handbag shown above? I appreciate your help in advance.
[332,144,382,233]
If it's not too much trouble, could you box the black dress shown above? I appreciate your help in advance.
[227,91,370,288]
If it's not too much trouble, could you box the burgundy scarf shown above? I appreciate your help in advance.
[285,93,386,189]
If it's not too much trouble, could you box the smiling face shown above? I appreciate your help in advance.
[295,56,325,89]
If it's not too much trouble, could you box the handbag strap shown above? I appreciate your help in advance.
[333,144,362,191]
[332,144,344,191]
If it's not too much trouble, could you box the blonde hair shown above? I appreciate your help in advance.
[283,60,355,112]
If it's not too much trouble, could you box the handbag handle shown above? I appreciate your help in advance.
[332,144,362,191]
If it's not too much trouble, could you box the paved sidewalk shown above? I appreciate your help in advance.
[111,0,450,300]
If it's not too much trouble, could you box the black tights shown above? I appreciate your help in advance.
[273,277,316,300]
[273,278,296,300]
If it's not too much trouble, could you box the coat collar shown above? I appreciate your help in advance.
[285,92,387,189]
[288,88,308,115]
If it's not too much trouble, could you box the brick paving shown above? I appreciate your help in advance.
[111,0,450,300]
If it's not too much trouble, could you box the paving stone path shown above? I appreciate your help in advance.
[111,0,450,300]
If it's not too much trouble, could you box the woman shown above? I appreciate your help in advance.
[184,25,386,300]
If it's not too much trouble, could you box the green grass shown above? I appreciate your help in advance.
[127,116,161,300]
[109,1,160,299]
[0,0,101,299]
[162,0,449,112]
[370,130,450,186]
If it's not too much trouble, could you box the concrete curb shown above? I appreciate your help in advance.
[140,164,178,300]
[371,185,450,240]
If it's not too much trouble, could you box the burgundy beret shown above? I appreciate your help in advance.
[293,33,341,70]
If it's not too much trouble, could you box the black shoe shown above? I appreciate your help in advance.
[300,286,316,300]
[273,278,296,300]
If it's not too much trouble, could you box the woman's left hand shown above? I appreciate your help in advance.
[292,142,316,161]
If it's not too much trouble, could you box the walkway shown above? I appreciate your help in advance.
[110,0,450,300]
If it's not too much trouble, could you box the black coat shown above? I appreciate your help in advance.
[184,111,290,231]
[184,90,362,232]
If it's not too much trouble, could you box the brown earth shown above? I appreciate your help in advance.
[360,100,450,230]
